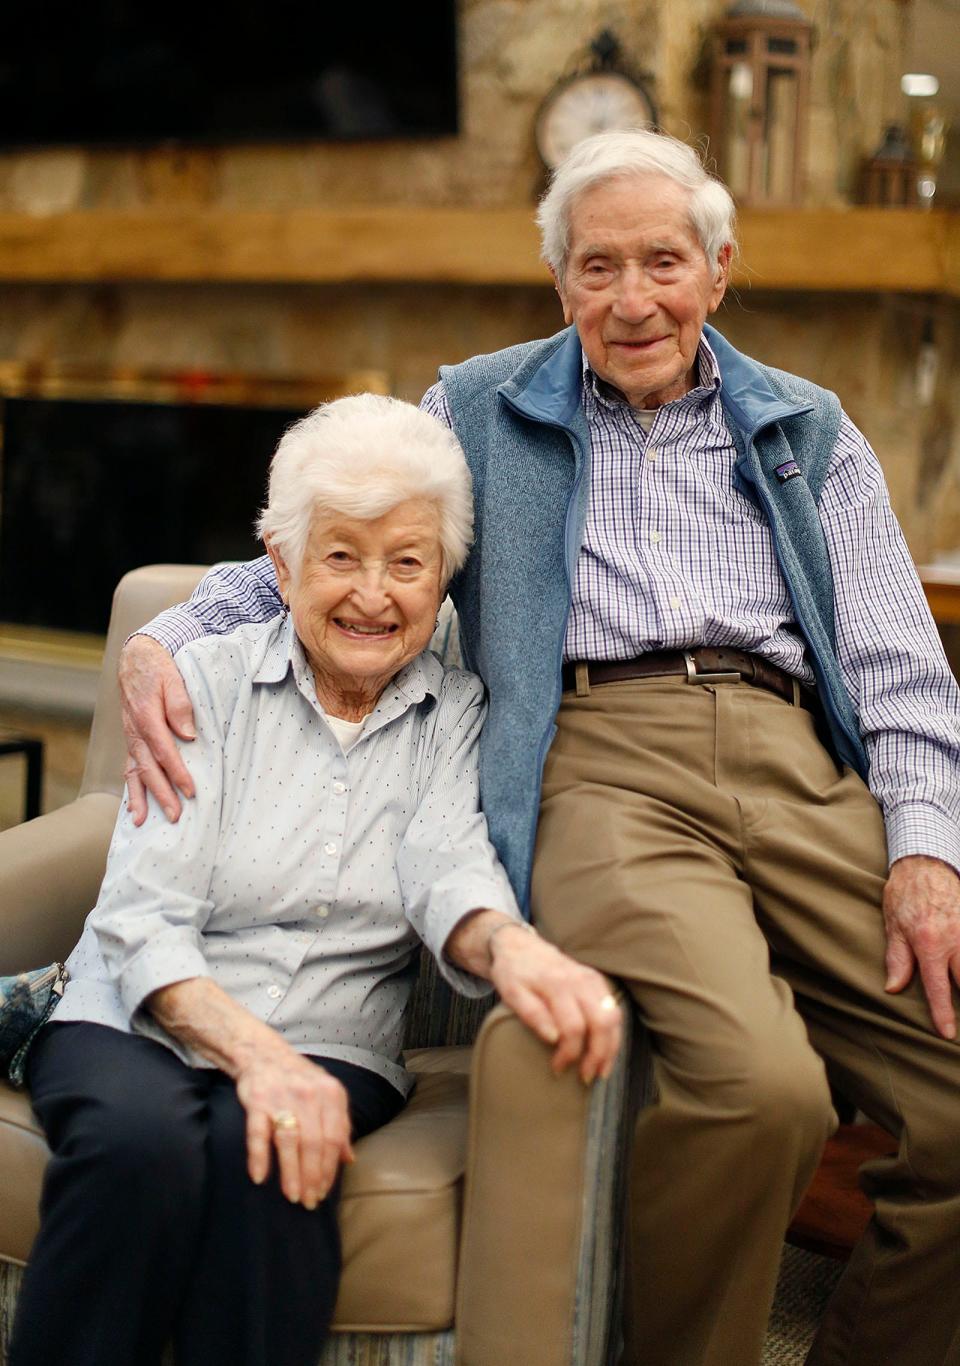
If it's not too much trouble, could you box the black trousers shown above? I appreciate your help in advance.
[10,1021,404,1366]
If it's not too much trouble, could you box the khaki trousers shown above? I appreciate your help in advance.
[530,676,960,1366]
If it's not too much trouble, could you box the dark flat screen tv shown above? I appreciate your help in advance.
[0,2,458,149]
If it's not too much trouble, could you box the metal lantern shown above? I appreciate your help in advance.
[709,0,814,206]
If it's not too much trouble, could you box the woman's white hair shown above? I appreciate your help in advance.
[257,393,473,584]
[536,128,737,281]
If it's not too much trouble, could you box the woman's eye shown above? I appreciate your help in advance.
[327,551,353,565]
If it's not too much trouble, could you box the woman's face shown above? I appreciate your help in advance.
[268,498,445,702]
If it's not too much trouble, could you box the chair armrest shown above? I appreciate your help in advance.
[455,987,642,1366]
[0,794,118,973]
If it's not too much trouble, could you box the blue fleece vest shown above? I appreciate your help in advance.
[440,324,868,911]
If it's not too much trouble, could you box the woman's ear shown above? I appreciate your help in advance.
[264,536,292,604]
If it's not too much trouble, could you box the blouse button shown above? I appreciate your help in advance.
[315,906,330,919]
[267,984,282,1000]
[333,781,347,795]
[324,841,337,856]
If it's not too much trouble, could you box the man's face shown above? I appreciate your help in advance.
[555,173,730,410]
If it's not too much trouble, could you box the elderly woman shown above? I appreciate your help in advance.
[9,395,620,1366]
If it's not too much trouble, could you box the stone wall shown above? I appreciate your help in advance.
[0,0,957,562]
[0,0,906,213]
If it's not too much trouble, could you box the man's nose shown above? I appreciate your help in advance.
[613,268,656,322]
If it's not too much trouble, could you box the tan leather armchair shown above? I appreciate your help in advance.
[0,565,636,1366]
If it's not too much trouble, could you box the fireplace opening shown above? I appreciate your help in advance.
[0,367,388,642]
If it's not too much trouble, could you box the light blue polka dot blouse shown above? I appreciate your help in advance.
[56,613,521,1094]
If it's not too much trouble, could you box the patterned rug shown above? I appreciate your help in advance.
[1,1243,845,1364]
[763,1245,844,1364]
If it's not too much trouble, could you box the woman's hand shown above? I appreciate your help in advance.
[444,911,623,1083]
[118,634,197,825]
[235,1046,355,1209]
[147,977,354,1209]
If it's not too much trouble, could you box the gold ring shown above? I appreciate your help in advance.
[272,1110,299,1132]
[599,994,618,1013]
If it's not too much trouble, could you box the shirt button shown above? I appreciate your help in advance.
[324,841,337,856]
[315,905,330,919]
[647,447,659,461]
[267,984,282,1000]
[650,531,662,545]
[670,595,681,609]
[332,781,346,795]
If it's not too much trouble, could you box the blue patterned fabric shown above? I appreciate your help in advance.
[0,965,67,1087]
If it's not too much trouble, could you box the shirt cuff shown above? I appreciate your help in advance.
[425,881,522,999]
[134,607,208,656]
[885,803,960,878]
[117,929,211,1019]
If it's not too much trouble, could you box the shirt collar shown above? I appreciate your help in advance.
[582,334,722,416]
[252,610,444,711]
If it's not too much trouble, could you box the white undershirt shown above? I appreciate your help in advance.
[325,714,366,752]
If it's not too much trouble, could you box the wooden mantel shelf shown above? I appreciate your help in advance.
[0,206,956,295]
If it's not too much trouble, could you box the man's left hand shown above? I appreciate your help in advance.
[486,925,623,1083]
[884,855,960,1040]
[443,910,623,1083]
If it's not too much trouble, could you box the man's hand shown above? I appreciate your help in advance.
[884,855,960,1040]
[118,634,197,824]
[444,911,623,1083]
[235,1046,355,1209]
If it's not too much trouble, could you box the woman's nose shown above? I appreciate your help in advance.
[349,567,390,612]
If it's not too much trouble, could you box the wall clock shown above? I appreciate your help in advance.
[535,31,657,171]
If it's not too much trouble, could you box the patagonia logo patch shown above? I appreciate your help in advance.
[774,460,802,484]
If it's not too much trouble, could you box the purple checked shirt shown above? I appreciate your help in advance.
[419,337,960,876]
[145,337,960,876]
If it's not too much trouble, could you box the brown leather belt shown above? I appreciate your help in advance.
[561,648,817,711]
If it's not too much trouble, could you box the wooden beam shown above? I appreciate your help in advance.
[944,213,960,301]
[0,208,548,286]
[733,208,951,294]
[0,205,955,294]
[918,565,960,626]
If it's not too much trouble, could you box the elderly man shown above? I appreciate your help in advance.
[122,130,960,1365]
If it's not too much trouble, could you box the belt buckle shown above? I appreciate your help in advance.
[683,652,741,686]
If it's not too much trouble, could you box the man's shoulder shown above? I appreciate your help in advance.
[755,359,838,410]
[440,330,569,405]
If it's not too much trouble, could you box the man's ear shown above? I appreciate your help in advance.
[264,536,292,603]
[708,243,733,314]
[550,265,574,326]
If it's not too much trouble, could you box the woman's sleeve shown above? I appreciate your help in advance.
[396,672,523,997]
[87,644,232,1019]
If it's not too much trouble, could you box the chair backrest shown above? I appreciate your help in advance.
[81,564,209,798]
[403,951,492,1049]
[83,564,488,1050]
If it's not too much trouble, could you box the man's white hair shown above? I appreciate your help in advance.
[257,394,473,584]
[536,128,737,281]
